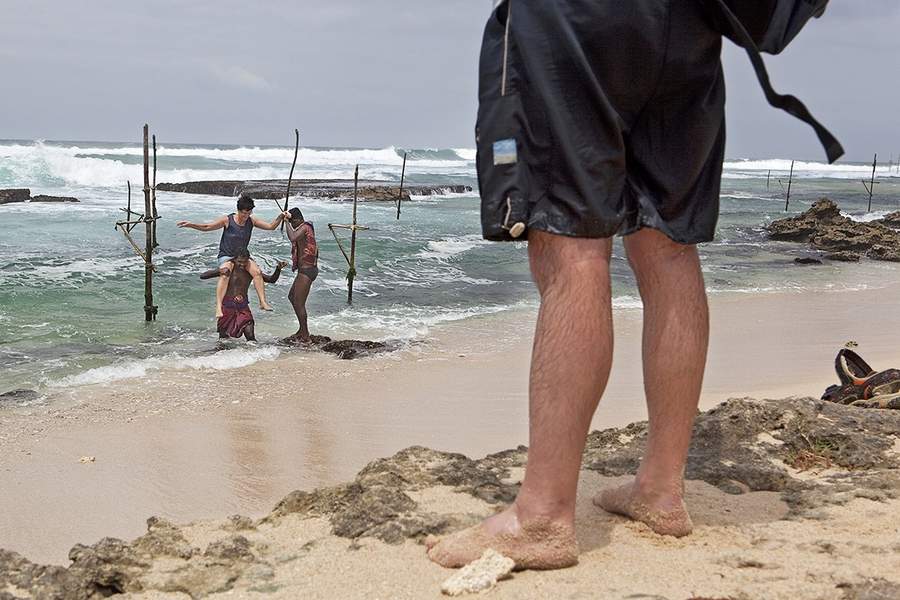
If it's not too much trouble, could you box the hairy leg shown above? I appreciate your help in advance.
[215,263,232,319]
[244,322,256,342]
[428,230,613,569]
[288,273,313,342]
[247,259,273,311]
[595,227,708,537]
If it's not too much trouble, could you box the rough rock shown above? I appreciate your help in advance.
[0,189,31,204]
[793,257,822,265]
[0,189,80,205]
[30,195,79,203]
[157,179,472,202]
[440,549,514,596]
[824,251,861,262]
[280,334,392,360]
[878,210,900,229]
[3,398,900,598]
[0,389,40,403]
[837,578,900,600]
[767,198,900,262]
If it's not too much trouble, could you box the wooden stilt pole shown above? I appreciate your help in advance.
[126,180,132,230]
[151,135,159,248]
[396,151,407,220]
[784,160,794,212]
[143,125,156,322]
[766,169,770,191]
[864,153,877,213]
[348,165,359,304]
[282,128,299,234]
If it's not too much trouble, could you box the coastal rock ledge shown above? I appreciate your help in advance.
[767,198,900,262]
[2,397,899,598]
[156,179,472,202]
[0,189,79,205]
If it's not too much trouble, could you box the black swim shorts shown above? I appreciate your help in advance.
[476,0,725,244]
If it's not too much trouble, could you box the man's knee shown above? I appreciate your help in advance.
[528,230,612,293]
[246,260,262,277]
[623,228,701,286]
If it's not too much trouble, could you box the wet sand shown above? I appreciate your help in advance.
[3,283,900,565]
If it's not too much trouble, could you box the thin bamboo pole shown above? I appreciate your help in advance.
[348,165,359,304]
[151,135,159,248]
[866,154,877,212]
[143,125,156,321]
[282,128,299,234]
[396,151,407,220]
[784,160,794,212]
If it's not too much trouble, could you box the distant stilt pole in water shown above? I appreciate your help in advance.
[327,165,370,305]
[784,160,794,212]
[396,151,407,220]
[862,153,878,212]
[348,165,360,303]
[151,135,159,249]
[766,169,771,191]
[143,125,157,322]
[126,180,132,227]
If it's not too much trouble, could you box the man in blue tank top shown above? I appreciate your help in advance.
[177,194,289,319]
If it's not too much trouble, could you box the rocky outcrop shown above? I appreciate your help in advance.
[3,398,898,598]
[279,335,393,359]
[879,210,900,229]
[767,199,900,262]
[0,189,79,205]
[0,389,40,404]
[157,179,472,202]
[0,189,31,204]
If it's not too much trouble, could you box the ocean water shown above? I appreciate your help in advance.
[1,139,898,396]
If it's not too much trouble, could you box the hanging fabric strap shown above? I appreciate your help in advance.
[711,0,843,163]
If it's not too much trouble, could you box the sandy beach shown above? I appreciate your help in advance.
[3,280,900,598]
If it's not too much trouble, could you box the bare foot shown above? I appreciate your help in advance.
[215,310,224,319]
[425,505,577,570]
[593,480,693,537]
[260,303,274,312]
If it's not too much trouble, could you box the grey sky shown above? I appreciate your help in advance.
[1,1,897,161]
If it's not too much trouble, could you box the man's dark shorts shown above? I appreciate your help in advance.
[477,0,725,244]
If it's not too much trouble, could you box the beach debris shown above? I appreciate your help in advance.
[821,349,900,409]
[440,549,514,596]
[79,456,95,464]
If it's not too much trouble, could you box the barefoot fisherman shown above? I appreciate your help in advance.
[427,0,842,569]
[284,207,319,343]
[200,252,286,341]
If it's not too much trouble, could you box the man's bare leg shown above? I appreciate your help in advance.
[595,228,709,537]
[247,259,273,311]
[288,273,313,342]
[428,230,614,569]
[215,264,232,319]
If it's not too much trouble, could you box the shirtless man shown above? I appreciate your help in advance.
[284,207,319,343]
[200,252,286,341]
[177,194,289,318]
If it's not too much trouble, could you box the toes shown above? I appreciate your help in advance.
[424,534,440,550]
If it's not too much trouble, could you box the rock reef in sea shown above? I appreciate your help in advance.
[767,198,900,262]
[2,397,899,598]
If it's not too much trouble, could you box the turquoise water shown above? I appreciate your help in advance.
[1,140,898,395]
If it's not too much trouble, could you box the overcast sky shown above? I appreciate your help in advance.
[1,1,897,161]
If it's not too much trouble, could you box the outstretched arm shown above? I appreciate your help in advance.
[262,261,288,284]
[252,211,290,231]
[177,215,228,232]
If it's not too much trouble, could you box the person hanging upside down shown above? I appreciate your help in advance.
[177,194,289,318]
[200,251,286,341]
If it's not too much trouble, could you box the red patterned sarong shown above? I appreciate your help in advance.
[217,295,254,338]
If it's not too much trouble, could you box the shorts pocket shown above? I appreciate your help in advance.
[476,92,548,241]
